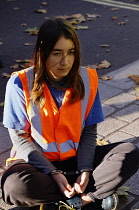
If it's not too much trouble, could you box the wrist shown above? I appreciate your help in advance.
[80,169,93,173]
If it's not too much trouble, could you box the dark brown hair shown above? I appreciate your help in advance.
[32,18,85,108]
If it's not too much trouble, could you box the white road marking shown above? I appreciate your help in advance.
[82,0,139,11]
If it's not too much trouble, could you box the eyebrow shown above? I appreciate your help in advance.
[52,47,75,52]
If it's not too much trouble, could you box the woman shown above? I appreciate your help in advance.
[1,18,139,210]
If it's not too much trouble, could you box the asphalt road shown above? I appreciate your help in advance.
[0,0,139,121]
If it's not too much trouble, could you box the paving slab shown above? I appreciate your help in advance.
[121,118,139,137]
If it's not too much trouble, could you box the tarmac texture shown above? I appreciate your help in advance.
[0,59,139,210]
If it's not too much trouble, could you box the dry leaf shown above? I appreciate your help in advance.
[136,96,139,100]
[117,22,126,25]
[15,59,31,63]
[111,16,118,20]
[41,2,48,5]
[13,7,19,10]
[1,73,11,78]
[74,25,88,30]
[10,64,19,69]
[70,19,79,25]
[127,75,139,84]
[106,49,110,53]
[99,44,110,48]
[135,85,139,92]
[24,43,33,46]
[25,27,39,35]
[19,63,32,69]
[20,23,27,27]
[110,8,119,11]
[0,42,3,45]
[97,60,111,69]
[99,75,112,81]
[86,13,101,18]
[97,139,108,146]
[116,186,130,196]
[0,102,4,106]
[36,9,47,13]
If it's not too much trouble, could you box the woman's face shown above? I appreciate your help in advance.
[45,36,75,82]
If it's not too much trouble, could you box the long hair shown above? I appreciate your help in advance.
[32,18,85,108]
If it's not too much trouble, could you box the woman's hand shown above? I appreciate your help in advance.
[51,173,75,198]
[74,172,90,194]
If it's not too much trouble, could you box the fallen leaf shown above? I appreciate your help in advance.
[99,75,112,81]
[13,7,20,10]
[97,60,111,69]
[106,49,110,53]
[70,19,79,25]
[36,9,47,13]
[97,139,108,146]
[24,43,33,46]
[110,8,119,11]
[135,85,139,92]
[117,22,126,25]
[25,27,39,35]
[1,73,11,78]
[0,102,4,106]
[99,44,110,48]
[86,13,101,18]
[19,63,32,69]
[116,186,130,196]
[0,42,3,45]
[127,75,139,84]
[111,16,118,20]
[20,23,27,26]
[74,25,88,30]
[136,96,139,100]
[41,2,48,5]
[10,64,19,69]
[15,59,31,63]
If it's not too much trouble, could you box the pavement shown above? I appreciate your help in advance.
[0,60,139,210]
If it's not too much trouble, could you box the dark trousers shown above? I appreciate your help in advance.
[1,142,139,207]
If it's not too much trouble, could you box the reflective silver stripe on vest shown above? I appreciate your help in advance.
[80,67,90,128]
[25,67,43,143]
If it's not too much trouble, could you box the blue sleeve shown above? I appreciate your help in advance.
[3,74,30,130]
[85,91,104,126]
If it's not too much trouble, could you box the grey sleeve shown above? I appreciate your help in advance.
[8,129,56,174]
[77,124,97,171]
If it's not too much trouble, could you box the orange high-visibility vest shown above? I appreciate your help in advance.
[12,66,98,161]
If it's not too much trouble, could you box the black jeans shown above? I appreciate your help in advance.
[1,142,139,207]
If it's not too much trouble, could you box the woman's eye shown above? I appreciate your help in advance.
[53,53,61,56]
[69,51,75,55]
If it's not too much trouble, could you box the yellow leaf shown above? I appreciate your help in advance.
[24,43,33,46]
[20,23,27,27]
[0,42,3,45]
[110,8,119,11]
[15,59,31,63]
[41,2,48,5]
[127,75,139,84]
[36,9,47,14]
[0,102,4,106]
[25,27,39,35]
[74,25,88,30]
[97,139,108,146]
[13,7,20,10]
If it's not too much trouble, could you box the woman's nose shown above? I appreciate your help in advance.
[60,55,68,65]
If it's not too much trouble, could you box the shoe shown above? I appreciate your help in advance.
[101,193,119,210]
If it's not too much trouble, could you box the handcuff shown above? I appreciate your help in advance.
[50,168,93,175]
